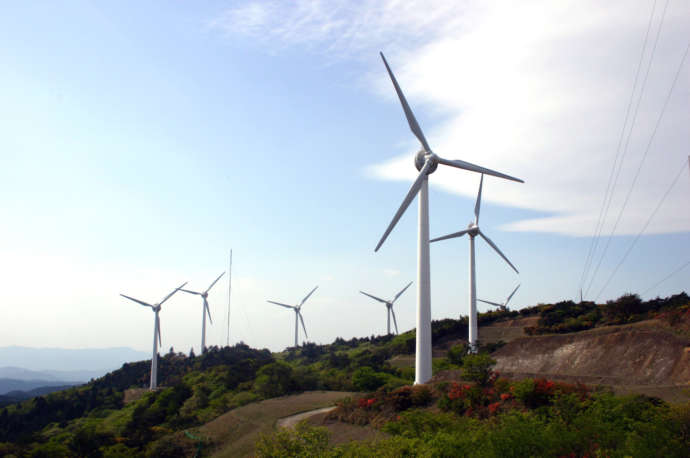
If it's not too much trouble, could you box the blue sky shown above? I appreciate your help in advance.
[1,1,688,354]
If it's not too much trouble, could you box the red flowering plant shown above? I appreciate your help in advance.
[329,384,435,427]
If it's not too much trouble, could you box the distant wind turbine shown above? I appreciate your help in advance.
[181,272,225,354]
[120,281,187,390]
[431,174,519,352]
[267,286,318,347]
[374,52,523,384]
[478,284,521,312]
[359,282,412,335]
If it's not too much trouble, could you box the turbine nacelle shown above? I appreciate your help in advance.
[467,222,479,236]
[415,150,438,173]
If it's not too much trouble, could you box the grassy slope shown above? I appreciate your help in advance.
[197,390,353,457]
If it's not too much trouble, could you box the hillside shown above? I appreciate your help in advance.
[0,292,687,456]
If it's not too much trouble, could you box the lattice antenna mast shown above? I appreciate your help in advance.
[227,249,233,347]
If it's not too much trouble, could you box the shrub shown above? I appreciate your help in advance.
[387,385,431,411]
[255,422,329,458]
[447,343,468,366]
[461,353,496,386]
[351,367,388,392]
[253,362,294,398]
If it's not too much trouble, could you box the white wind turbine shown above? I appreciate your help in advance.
[180,272,225,354]
[359,281,412,335]
[374,52,523,384]
[478,284,521,312]
[120,281,187,390]
[267,286,318,347]
[431,174,519,351]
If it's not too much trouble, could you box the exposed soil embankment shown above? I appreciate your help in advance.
[492,321,690,385]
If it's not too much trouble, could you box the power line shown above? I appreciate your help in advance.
[584,0,671,298]
[594,156,689,301]
[642,260,690,297]
[585,8,684,298]
[578,0,659,298]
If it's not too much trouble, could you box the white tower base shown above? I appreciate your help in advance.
[415,177,432,385]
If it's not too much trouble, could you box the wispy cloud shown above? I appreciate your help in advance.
[211,0,690,236]
[383,268,400,278]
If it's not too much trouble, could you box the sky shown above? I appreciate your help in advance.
[1,0,688,355]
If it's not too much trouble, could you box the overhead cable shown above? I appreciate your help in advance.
[594,155,689,301]
[578,0,659,298]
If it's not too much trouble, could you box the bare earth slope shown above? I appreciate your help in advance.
[492,319,690,386]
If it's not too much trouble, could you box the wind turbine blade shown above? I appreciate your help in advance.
[180,289,202,295]
[159,281,188,306]
[299,286,319,307]
[391,308,399,334]
[380,52,431,152]
[156,314,162,346]
[430,229,470,243]
[393,281,413,302]
[359,291,388,304]
[474,174,483,225]
[299,312,308,341]
[205,272,226,293]
[505,284,521,306]
[477,299,502,307]
[478,230,519,274]
[375,159,432,252]
[436,157,524,183]
[204,298,213,325]
[120,294,153,308]
[267,300,294,309]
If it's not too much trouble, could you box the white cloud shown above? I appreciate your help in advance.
[383,268,400,277]
[212,0,690,236]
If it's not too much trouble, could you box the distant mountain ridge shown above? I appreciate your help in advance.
[0,377,77,395]
[0,367,104,383]
[0,346,149,372]
[0,384,78,407]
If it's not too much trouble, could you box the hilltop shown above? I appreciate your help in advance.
[0,292,688,456]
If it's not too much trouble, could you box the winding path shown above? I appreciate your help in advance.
[276,406,337,429]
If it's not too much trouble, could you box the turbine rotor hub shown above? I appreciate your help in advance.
[467,223,479,237]
[415,149,438,174]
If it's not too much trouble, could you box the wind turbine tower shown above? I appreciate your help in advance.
[431,175,519,351]
[181,272,225,354]
[374,52,523,384]
[267,286,318,347]
[120,281,187,390]
[359,281,412,335]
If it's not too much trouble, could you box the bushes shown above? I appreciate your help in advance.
[260,392,690,457]
[351,367,389,392]
[254,362,295,398]
[256,421,329,457]
[461,353,496,386]
[446,343,467,366]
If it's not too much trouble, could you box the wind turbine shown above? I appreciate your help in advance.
[374,52,523,384]
[431,174,519,352]
[267,286,318,347]
[359,281,412,335]
[180,272,225,354]
[478,284,521,312]
[120,281,187,390]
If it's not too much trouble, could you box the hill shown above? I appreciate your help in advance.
[0,292,687,456]
[0,346,149,374]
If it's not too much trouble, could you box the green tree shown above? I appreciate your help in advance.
[351,367,388,391]
[254,361,294,398]
[461,353,496,386]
